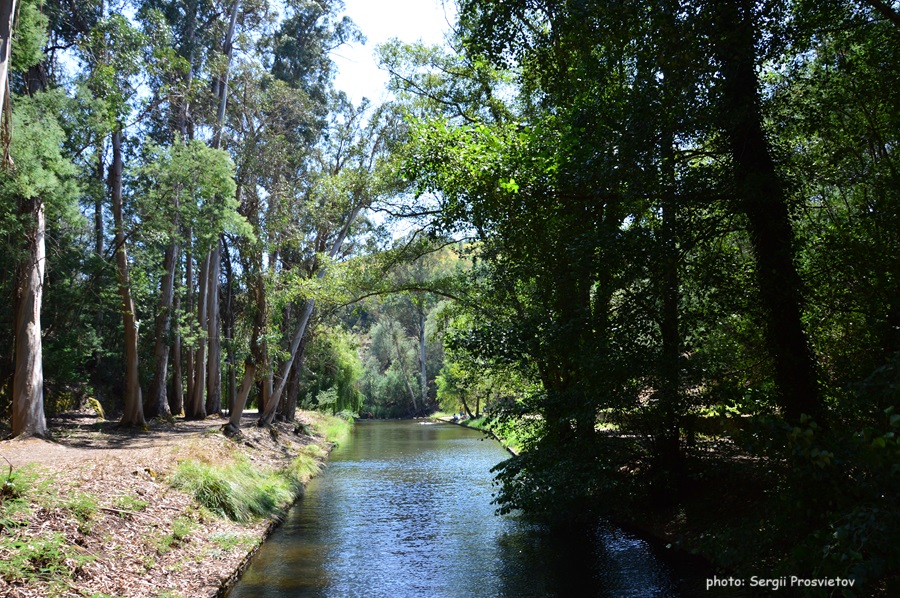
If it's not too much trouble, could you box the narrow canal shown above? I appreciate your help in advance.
[227,420,709,597]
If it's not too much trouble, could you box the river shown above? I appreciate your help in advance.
[227,420,713,597]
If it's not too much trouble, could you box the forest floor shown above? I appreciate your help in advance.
[0,409,334,598]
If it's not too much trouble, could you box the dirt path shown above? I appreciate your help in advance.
[0,410,330,598]
[1,413,228,469]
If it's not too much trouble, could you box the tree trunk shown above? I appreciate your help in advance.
[460,394,473,420]
[205,238,222,415]
[224,247,267,432]
[0,0,15,131]
[187,252,209,419]
[170,265,184,416]
[111,129,145,427]
[222,236,236,414]
[279,334,308,422]
[259,205,363,425]
[201,0,239,417]
[393,326,419,416]
[12,196,48,438]
[212,0,239,149]
[418,303,427,410]
[184,243,194,408]
[146,240,179,419]
[713,0,822,424]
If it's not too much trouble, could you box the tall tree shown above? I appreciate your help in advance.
[710,0,822,423]
[7,1,68,438]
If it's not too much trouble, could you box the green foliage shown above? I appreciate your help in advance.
[312,413,353,446]
[114,494,148,513]
[0,531,94,586]
[64,492,98,534]
[0,465,39,531]
[301,325,363,415]
[209,531,259,553]
[135,137,247,251]
[0,91,79,217]
[153,516,195,555]
[10,0,48,74]
[0,473,93,590]
[168,450,322,523]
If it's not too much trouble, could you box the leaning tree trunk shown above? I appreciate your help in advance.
[713,0,822,424]
[259,204,363,425]
[12,196,48,438]
[112,129,145,427]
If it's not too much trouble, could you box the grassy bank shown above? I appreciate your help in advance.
[0,410,351,597]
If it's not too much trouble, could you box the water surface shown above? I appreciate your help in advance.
[228,420,702,597]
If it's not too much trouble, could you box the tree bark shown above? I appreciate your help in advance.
[393,324,419,416]
[279,335,307,422]
[184,242,194,408]
[187,252,209,419]
[224,243,267,433]
[170,264,184,416]
[222,236,236,414]
[418,302,428,410]
[12,197,48,438]
[713,0,821,424]
[863,0,900,29]
[0,0,16,131]
[202,0,239,417]
[205,238,222,415]
[111,129,145,427]
[146,240,179,419]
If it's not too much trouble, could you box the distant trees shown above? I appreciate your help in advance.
[0,0,400,436]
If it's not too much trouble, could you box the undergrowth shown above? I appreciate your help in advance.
[168,444,323,523]
[314,411,354,446]
[0,465,95,592]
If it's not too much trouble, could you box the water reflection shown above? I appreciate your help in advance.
[227,421,700,597]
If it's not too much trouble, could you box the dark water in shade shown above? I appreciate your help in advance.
[227,420,716,598]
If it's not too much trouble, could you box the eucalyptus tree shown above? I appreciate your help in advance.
[256,96,394,426]
[3,0,79,437]
[79,12,157,426]
[136,138,243,419]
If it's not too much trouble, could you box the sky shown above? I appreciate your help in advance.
[331,0,457,105]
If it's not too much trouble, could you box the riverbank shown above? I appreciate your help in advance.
[0,409,346,597]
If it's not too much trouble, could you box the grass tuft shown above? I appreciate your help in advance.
[0,531,94,586]
[168,452,322,523]
[314,413,353,446]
